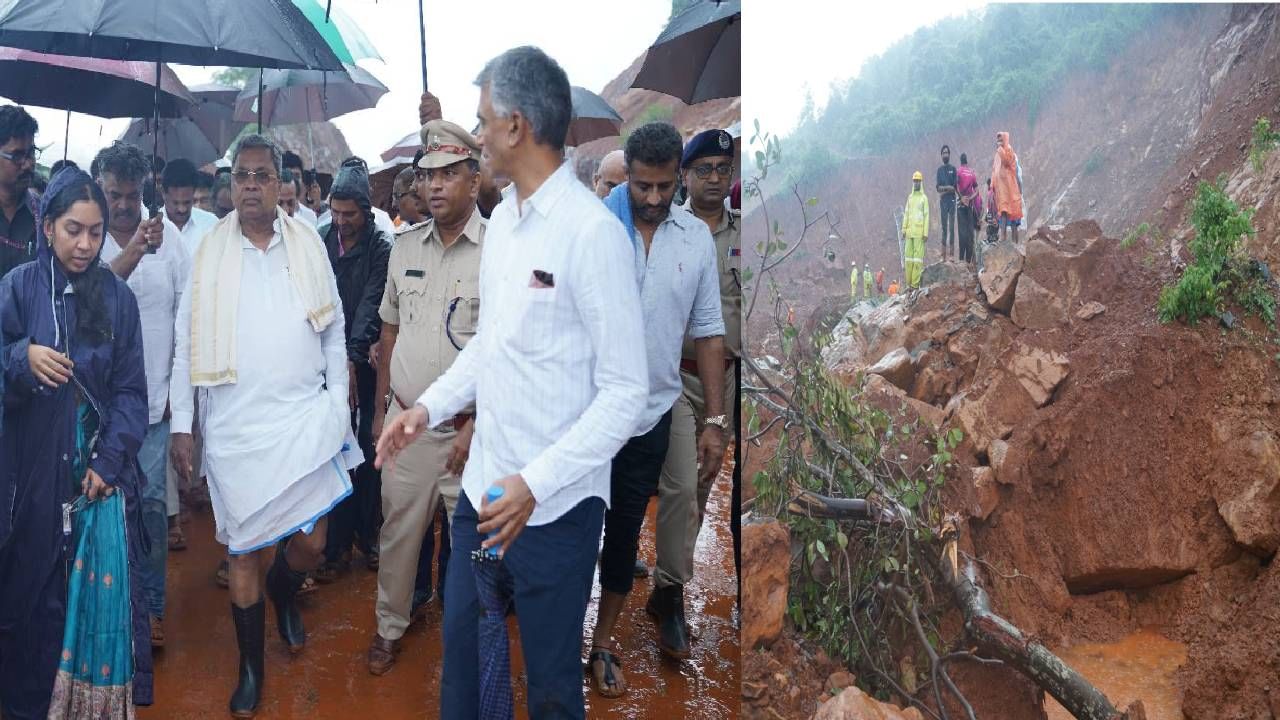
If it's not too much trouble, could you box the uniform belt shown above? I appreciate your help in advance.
[392,391,473,430]
[680,357,737,375]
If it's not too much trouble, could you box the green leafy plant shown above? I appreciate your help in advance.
[1157,179,1274,328]
[1120,222,1151,249]
[1249,116,1279,173]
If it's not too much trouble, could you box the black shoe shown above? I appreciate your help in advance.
[410,588,434,622]
[646,584,690,659]
[229,601,265,718]
[633,559,650,578]
[266,545,307,653]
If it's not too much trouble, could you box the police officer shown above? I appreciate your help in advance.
[366,120,485,676]
[651,128,740,658]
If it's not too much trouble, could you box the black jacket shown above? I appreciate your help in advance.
[321,220,391,365]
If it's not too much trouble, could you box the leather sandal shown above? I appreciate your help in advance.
[587,646,626,698]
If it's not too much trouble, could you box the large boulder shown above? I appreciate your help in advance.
[953,371,1037,455]
[742,519,790,649]
[864,373,946,430]
[1007,344,1071,408]
[859,299,909,365]
[979,239,1023,312]
[866,347,916,392]
[822,310,870,378]
[1010,275,1068,330]
[920,261,972,288]
[814,685,925,720]
[1213,430,1280,556]
[971,466,1000,521]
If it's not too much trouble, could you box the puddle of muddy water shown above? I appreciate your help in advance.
[141,469,739,719]
[1044,628,1187,720]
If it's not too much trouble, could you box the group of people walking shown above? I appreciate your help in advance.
[0,44,741,720]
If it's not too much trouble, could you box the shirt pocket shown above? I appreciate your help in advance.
[397,276,430,325]
[507,284,560,355]
[449,280,481,336]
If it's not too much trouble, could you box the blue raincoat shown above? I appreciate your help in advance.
[0,170,153,718]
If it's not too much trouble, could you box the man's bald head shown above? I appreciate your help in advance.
[593,149,626,199]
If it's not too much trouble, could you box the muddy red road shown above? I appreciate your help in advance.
[140,474,740,719]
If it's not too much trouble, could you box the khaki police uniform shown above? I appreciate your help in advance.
[654,201,740,590]
[374,120,485,641]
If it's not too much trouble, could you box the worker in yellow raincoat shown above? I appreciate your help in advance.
[849,260,860,298]
[902,171,929,289]
[862,263,873,299]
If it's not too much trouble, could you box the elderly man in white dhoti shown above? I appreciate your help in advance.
[168,134,360,719]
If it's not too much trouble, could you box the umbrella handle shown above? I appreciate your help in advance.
[418,0,428,92]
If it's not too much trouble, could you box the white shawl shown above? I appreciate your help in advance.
[188,206,336,386]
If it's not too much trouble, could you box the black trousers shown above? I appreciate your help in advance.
[957,205,977,263]
[325,361,381,561]
[599,411,673,595]
[940,196,956,251]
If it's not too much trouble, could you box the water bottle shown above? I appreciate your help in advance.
[483,485,504,559]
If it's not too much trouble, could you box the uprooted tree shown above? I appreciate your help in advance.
[741,124,1145,720]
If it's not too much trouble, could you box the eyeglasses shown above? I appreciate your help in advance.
[0,147,40,165]
[231,169,277,185]
[691,162,734,179]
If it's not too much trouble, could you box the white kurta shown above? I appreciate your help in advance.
[170,227,359,553]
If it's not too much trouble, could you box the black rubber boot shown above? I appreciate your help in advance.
[646,583,691,659]
[229,601,265,718]
[266,544,307,652]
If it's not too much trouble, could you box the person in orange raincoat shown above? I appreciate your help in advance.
[990,131,1023,244]
[887,280,899,296]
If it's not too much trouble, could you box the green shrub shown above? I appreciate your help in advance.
[1250,117,1279,173]
[1157,180,1273,328]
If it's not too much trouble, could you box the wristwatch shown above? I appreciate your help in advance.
[704,414,728,429]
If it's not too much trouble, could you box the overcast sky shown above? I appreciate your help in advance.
[743,0,989,139]
[10,0,671,169]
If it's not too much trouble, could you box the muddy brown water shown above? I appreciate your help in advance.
[140,474,739,719]
[1044,629,1187,720]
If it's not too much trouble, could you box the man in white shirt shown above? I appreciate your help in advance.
[282,151,319,228]
[169,134,356,717]
[591,123,725,696]
[376,47,647,720]
[161,158,217,257]
[93,142,191,650]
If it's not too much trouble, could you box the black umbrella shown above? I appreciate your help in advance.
[632,0,740,104]
[0,0,344,211]
[119,117,220,167]
[0,48,193,118]
[566,86,623,147]
[472,486,515,720]
[0,0,343,70]
[186,84,249,159]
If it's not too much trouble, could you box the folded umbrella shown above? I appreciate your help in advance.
[472,486,514,720]
[632,0,740,104]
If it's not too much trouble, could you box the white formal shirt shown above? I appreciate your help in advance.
[418,161,648,526]
[169,222,355,552]
[626,202,724,434]
[167,206,217,257]
[100,215,190,425]
[372,206,396,238]
[296,204,319,229]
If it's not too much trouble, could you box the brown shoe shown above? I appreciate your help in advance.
[150,616,165,648]
[167,521,186,551]
[367,634,399,676]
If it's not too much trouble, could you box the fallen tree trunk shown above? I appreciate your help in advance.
[791,491,1147,720]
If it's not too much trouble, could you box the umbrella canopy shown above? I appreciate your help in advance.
[369,158,412,215]
[632,0,740,104]
[0,0,344,70]
[0,47,193,118]
[233,64,388,127]
[291,0,382,63]
[566,86,623,148]
[380,130,421,163]
[187,84,248,158]
[119,116,219,167]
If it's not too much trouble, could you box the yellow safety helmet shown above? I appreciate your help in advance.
[912,170,923,181]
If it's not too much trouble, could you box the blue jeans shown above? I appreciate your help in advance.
[137,420,169,619]
[441,492,604,720]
